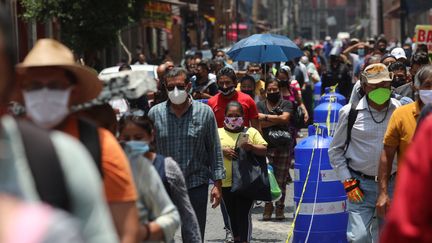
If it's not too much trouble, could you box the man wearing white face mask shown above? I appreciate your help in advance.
[15,39,141,243]
[377,64,432,220]
[148,67,225,242]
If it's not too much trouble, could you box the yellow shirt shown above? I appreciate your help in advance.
[236,80,266,101]
[218,127,267,187]
[383,101,420,162]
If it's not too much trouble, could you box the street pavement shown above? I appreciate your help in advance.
[174,175,295,243]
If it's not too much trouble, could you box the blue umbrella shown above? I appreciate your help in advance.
[227,33,303,63]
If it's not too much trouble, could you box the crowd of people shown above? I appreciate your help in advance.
[1,3,432,242]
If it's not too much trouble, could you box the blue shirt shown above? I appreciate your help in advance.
[148,100,225,189]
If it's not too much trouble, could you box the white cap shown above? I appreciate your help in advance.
[391,47,407,60]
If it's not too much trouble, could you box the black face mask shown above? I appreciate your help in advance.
[379,47,387,53]
[392,76,406,88]
[279,80,289,87]
[267,92,280,103]
[242,90,255,98]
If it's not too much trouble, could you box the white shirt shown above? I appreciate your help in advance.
[329,97,400,181]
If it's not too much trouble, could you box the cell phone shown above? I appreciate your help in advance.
[236,133,249,148]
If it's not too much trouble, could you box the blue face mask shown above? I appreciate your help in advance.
[358,48,365,57]
[124,140,150,158]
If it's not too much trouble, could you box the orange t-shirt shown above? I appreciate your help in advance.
[60,116,137,203]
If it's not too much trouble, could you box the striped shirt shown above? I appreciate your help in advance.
[329,97,400,181]
[148,100,225,189]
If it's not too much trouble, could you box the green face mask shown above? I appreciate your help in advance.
[368,87,391,105]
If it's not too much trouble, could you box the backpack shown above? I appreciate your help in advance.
[16,119,71,212]
[343,102,359,155]
[16,118,103,212]
[153,154,171,196]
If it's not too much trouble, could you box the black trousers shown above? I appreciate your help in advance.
[222,187,254,242]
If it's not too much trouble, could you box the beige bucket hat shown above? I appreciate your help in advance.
[15,39,102,104]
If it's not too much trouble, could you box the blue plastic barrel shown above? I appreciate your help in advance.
[320,87,346,106]
[313,100,342,136]
[293,125,348,243]
[313,81,322,107]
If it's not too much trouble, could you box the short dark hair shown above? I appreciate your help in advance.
[217,67,237,82]
[247,63,261,69]
[388,61,406,73]
[240,75,255,87]
[119,115,154,136]
[165,67,189,84]
[411,52,430,66]
[119,64,132,71]
[197,62,209,72]
[265,78,280,90]
[225,101,244,116]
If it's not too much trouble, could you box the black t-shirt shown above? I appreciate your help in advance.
[257,99,293,137]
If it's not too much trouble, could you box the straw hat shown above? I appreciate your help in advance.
[15,39,102,104]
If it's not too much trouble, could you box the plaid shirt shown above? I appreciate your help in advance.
[148,100,225,189]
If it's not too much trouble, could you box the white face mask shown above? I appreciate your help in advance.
[168,86,188,105]
[419,90,432,105]
[250,73,260,82]
[23,88,71,128]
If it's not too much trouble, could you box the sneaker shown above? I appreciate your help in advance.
[224,227,234,243]
[262,203,274,221]
[275,205,285,220]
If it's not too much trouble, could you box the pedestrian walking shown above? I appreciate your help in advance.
[237,63,266,101]
[208,67,260,129]
[329,63,401,242]
[120,129,181,242]
[0,11,118,242]
[395,51,430,100]
[257,79,294,220]
[119,115,201,243]
[148,67,225,241]
[218,101,268,243]
[377,65,432,219]
[15,39,140,243]
[380,115,432,243]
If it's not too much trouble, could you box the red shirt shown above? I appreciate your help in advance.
[208,91,259,128]
[380,115,432,243]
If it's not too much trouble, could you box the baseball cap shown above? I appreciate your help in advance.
[362,63,394,84]
[391,47,407,60]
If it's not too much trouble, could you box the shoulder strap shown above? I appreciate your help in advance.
[343,102,359,155]
[153,154,171,196]
[16,119,71,212]
[78,118,103,177]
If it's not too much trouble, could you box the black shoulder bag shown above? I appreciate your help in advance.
[231,128,271,201]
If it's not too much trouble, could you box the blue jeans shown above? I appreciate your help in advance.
[347,173,395,243]
[188,184,209,242]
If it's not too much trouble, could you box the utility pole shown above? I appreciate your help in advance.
[378,0,384,35]
[196,0,201,49]
[236,0,240,41]
[400,0,406,42]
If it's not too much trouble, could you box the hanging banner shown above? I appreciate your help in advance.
[142,2,173,30]
[415,25,432,51]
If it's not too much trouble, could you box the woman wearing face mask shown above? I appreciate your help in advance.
[119,115,185,243]
[257,79,294,221]
[276,66,309,123]
[218,101,267,243]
